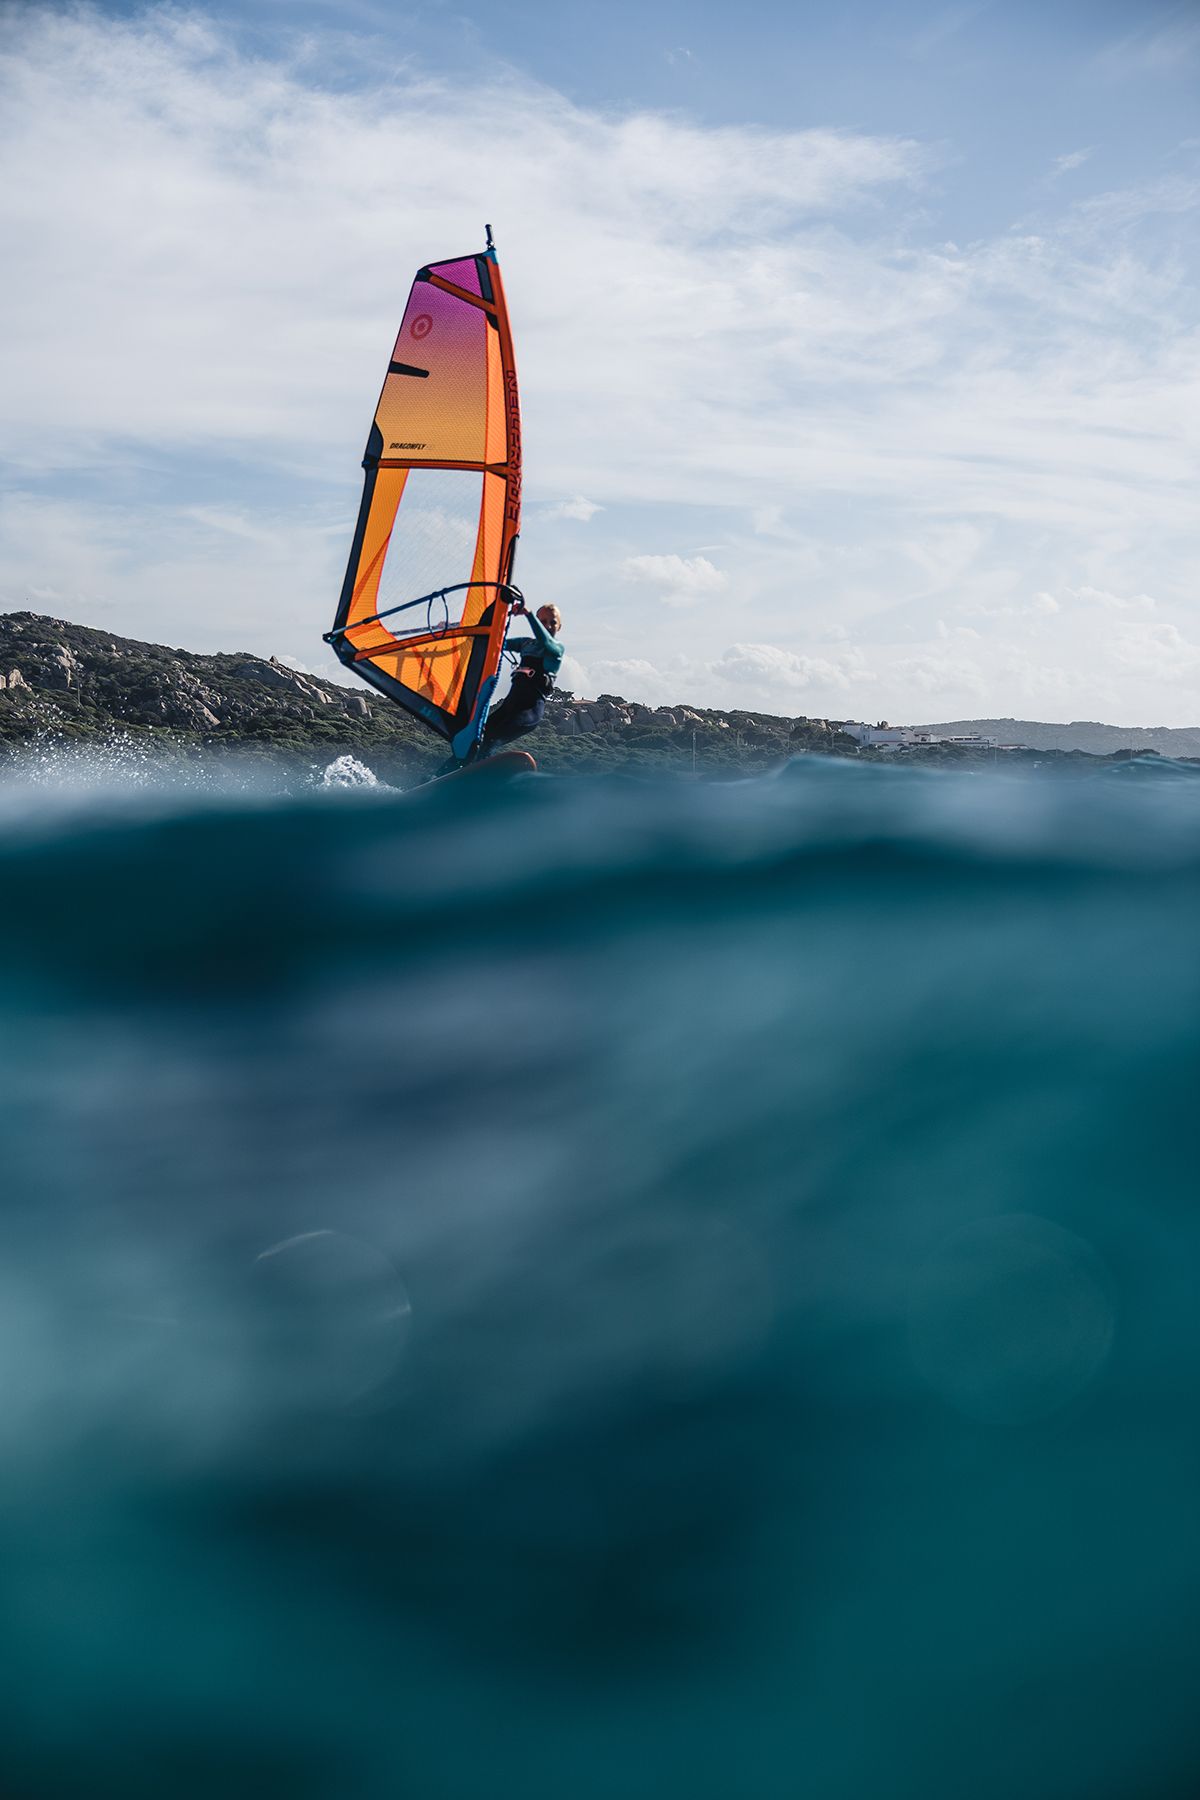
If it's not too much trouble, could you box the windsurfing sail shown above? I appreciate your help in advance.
[325,232,521,744]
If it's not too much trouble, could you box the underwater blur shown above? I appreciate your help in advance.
[1,753,1199,1798]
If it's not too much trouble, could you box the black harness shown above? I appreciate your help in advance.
[513,662,555,701]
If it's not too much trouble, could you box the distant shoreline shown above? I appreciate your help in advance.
[3,612,1198,780]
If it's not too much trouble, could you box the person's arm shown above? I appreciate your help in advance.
[519,607,555,654]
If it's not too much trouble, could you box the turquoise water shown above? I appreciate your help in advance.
[1,755,1199,1797]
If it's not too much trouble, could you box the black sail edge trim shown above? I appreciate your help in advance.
[451,607,497,734]
[333,451,382,632]
[416,247,493,295]
[360,421,384,472]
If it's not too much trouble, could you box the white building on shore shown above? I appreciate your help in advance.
[839,721,1000,751]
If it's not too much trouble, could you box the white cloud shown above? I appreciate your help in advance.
[184,507,287,550]
[1093,19,1200,79]
[622,554,727,607]
[711,642,871,697]
[544,497,603,523]
[589,657,675,699]
[592,657,664,686]
[0,7,929,489]
[560,644,873,713]
[561,654,701,707]
[555,653,590,695]
[1073,170,1200,233]
[0,488,344,663]
[1108,621,1200,683]
[965,589,1061,621]
[1050,147,1094,178]
[1071,585,1158,614]
[900,523,986,587]
[892,653,987,698]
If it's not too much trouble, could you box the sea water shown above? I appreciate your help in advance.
[1,755,1198,1798]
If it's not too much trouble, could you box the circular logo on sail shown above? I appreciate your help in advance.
[410,314,433,341]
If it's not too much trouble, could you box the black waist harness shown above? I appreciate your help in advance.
[514,664,555,700]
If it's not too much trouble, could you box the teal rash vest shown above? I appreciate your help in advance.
[508,609,564,684]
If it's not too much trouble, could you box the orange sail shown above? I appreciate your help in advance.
[326,235,521,744]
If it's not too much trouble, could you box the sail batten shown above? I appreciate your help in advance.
[328,243,521,739]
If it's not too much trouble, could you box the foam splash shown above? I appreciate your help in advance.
[319,752,382,788]
[1,727,210,789]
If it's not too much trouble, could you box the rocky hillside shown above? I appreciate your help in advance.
[0,611,439,776]
[0,613,857,779]
[538,691,858,773]
[2,612,1188,781]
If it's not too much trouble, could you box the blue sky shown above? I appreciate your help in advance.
[1,0,1198,721]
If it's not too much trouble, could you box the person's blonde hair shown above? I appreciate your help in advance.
[537,605,563,634]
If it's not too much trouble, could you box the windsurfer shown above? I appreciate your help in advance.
[477,602,563,756]
[435,601,564,775]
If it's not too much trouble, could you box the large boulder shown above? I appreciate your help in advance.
[42,643,83,690]
[174,697,221,731]
[237,659,332,705]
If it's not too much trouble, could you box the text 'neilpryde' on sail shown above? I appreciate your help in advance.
[326,237,522,747]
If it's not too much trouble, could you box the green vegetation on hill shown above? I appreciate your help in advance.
[1,613,1189,782]
[534,694,859,775]
[0,613,860,780]
[0,611,441,781]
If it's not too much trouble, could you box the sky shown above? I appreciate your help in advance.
[1,0,1198,723]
